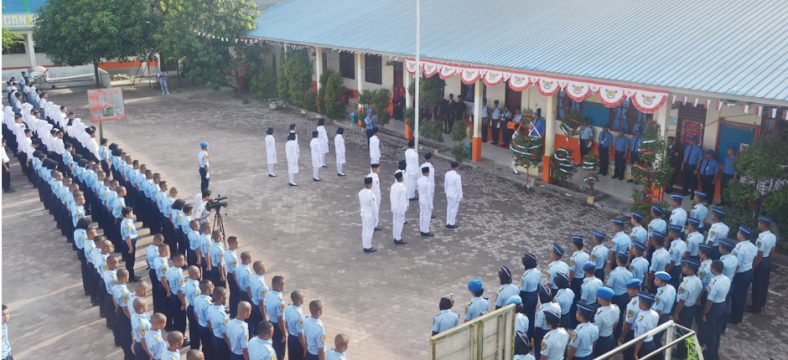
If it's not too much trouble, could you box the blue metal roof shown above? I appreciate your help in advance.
[2,0,47,14]
[249,0,788,104]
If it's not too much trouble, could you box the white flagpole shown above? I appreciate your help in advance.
[414,0,421,151]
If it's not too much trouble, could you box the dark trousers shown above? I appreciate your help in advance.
[701,175,715,198]
[571,278,583,304]
[612,294,629,340]
[481,120,488,142]
[598,147,610,175]
[639,340,657,358]
[594,334,616,358]
[682,166,698,195]
[533,327,546,360]
[751,258,771,311]
[187,306,201,350]
[248,307,262,336]
[519,290,538,339]
[122,239,137,279]
[579,139,590,159]
[272,324,286,359]
[503,126,513,146]
[167,295,187,332]
[134,342,148,360]
[199,326,213,359]
[228,273,240,318]
[152,275,166,315]
[117,309,134,359]
[594,268,605,281]
[491,123,500,145]
[676,305,698,358]
[288,334,304,360]
[305,353,320,360]
[703,302,729,360]
[199,167,209,191]
[622,330,635,360]
[211,335,228,360]
[2,166,10,191]
[729,269,753,323]
[614,151,626,179]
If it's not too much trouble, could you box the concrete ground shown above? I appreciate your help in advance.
[3,84,786,359]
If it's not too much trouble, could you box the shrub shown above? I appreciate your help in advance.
[319,72,345,119]
[420,120,444,143]
[304,90,318,112]
[453,143,467,164]
[250,63,277,99]
[450,121,467,142]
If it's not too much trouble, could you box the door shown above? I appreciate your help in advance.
[504,85,522,112]
[393,62,403,89]
[677,104,706,145]
[716,121,756,160]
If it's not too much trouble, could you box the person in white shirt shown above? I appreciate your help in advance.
[390,171,408,245]
[334,128,346,176]
[265,128,277,177]
[417,166,434,237]
[193,189,211,223]
[368,164,382,230]
[369,128,381,165]
[444,162,463,228]
[197,141,210,191]
[2,138,13,193]
[421,152,435,194]
[325,334,350,360]
[317,118,329,167]
[285,133,300,186]
[310,131,322,181]
[359,177,377,253]
[404,140,419,200]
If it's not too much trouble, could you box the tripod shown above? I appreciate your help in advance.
[212,209,227,245]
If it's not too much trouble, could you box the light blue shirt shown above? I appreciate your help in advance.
[207,304,229,338]
[284,304,305,336]
[580,126,593,140]
[648,218,667,238]
[465,297,490,321]
[264,290,285,323]
[112,196,126,219]
[756,231,777,258]
[225,318,249,356]
[183,278,201,305]
[732,240,757,273]
[248,337,276,360]
[686,232,704,257]
[614,135,628,152]
[707,275,731,303]
[237,264,252,292]
[669,239,687,266]
[495,284,520,308]
[598,131,612,148]
[224,249,239,274]
[131,313,151,343]
[630,257,649,284]
[634,309,659,342]
[3,324,12,358]
[580,277,603,305]
[326,349,348,360]
[520,268,542,292]
[535,302,561,330]
[683,144,702,165]
[569,322,599,357]
[677,275,702,307]
[722,155,736,175]
[120,218,137,241]
[554,288,574,315]
[606,267,633,295]
[166,267,185,296]
[188,230,201,251]
[303,317,326,355]
[654,285,676,315]
[144,329,165,359]
[720,254,737,279]
[650,248,670,273]
[547,260,570,289]
[594,304,620,337]
[625,298,640,325]
[630,226,647,245]
[670,207,687,231]
[699,158,719,176]
[432,309,460,333]
[611,232,631,255]
[706,222,729,246]
[250,274,269,306]
[209,242,225,268]
[145,244,159,268]
[154,256,169,282]
[690,204,708,228]
[591,245,609,270]
[569,251,591,279]
[541,328,570,360]
[74,229,87,250]
[194,295,212,327]
[698,259,713,288]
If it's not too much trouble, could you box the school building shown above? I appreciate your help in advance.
[2,0,51,72]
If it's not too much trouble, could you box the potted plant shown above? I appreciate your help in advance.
[581,153,599,204]
[510,131,544,192]
[451,121,469,163]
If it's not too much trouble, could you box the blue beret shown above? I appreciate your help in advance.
[582,262,595,272]
[632,212,643,222]
[682,258,700,270]
[613,218,626,226]
[651,205,664,215]
[705,149,715,155]
[655,271,671,281]
[652,231,665,241]
[468,278,484,292]
[552,243,565,257]
[577,303,596,318]
[639,293,656,305]
[699,244,714,255]
[758,215,774,225]
[626,278,641,289]
[633,242,647,252]
[669,225,683,233]
[593,230,606,240]
[571,235,584,247]
[367,108,373,113]
[597,287,614,300]
[506,295,522,306]
[738,225,752,237]
[200,141,209,148]
[616,251,629,263]
[687,217,701,227]
[712,207,726,217]
[694,191,706,199]
[671,194,683,202]
[719,239,735,251]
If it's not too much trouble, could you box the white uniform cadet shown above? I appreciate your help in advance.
[310,137,322,181]
[417,172,434,234]
[405,148,419,199]
[334,132,346,176]
[390,176,408,243]
[359,183,377,251]
[265,134,277,176]
[444,168,463,227]
[368,170,381,228]
[317,124,329,166]
[369,134,381,164]
[285,137,300,185]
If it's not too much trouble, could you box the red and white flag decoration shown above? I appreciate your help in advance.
[459,68,483,84]
[482,70,506,87]
[597,85,628,107]
[404,59,419,73]
[422,62,439,78]
[438,65,457,79]
[564,82,592,102]
[537,78,562,96]
[507,73,532,91]
[631,91,668,113]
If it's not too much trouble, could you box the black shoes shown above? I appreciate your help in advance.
[446,224,458,229]
[337,173,346,177]
[268,174,277,177]
[420,232,434,237]
[289,183,298,186]
[313,178,321,182]
[374,226,383,232]
[363,247,378,253]
[394,239,408,245]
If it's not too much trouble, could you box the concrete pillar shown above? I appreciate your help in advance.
[404,69,412,108]
[25,32,36,67]
[355,53,365,98]
[472,79,483,162]
[542,94,556,182]
[315,47,323,91]
[655,97,670,139]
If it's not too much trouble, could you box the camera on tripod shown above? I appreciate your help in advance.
[206,195,228,212]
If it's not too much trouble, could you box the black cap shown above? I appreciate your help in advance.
[364,176,373,185]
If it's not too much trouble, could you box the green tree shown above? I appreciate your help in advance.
[408,76,445,119]
[2,29,24,52]
[319,72,346,119]
[34,0,155,88]
[155,0,259,88]
[250,62,277,99]
[630,121,672,214]
[284,50,313,107]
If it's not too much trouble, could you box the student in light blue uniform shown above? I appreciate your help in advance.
[580,263,603,305]
[652,271,676,344]
[263,276,286,359]
[718,240,737,280]
[465,278,489,321]
[533,285,560,360]
[553,273,575,329]
[607,252,633,321]
[648,231,670,292]
[697,245,714,290]
[751,216,777,313]
[633,293,659,359]
[303,300,327,360]
[226,301,251,360]
[568,236,590,304]
[629,243,649,287]
[547,243,569,292]
[648,206,667,239]
[703,260,731,360]
[674,259,702,358]
[619,279,641,357]
[432,295,460,335]
[284,290,306,359]
[629,212,647,246]
[690,191,709,231]
[609,219,631,266]
[667,225,687,287]
[568,303,599,360]
[519,252,541,339]
[593,287,619,357]
[248,321,277,360]
[685,218,704,261]
[119,207,139,281]
[540,311,569,360]
[706,207,729,249]
[669,194,687,233]
[495,266,520,309]
[513,331,535,360]
[590,231,609,280]
[207,287,230,359]
[729,226,757,324]
[507,295,529,336]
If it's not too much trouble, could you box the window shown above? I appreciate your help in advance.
[4,39,26,54]
[364,54,382,85]
[339,52,355,79]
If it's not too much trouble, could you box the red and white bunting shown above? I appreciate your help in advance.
[564,81,592,102]
[507,73,532,91]
[404,59,419,74]
[422,62,440,78]
[537,78,561,96]
[631,91,667,114]
[438,65,457,79]
[459,68,483,84]
[596,85,628,108]
[483,70,506,87]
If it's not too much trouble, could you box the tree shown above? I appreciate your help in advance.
[2,29,24,52]
[630,121,672,215]
[34,0,155,88]
[155,0,259,88]
[319,72,346,119]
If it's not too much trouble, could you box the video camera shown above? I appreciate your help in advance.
[206,195,228,211]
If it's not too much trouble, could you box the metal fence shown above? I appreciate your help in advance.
[429,304,516,360]
[594,320,703,360]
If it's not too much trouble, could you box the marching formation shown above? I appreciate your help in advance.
[433,196,776,360]
[3,81,351,360]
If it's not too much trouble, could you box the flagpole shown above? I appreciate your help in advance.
[414,0,421,151]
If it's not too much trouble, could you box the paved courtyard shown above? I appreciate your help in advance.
[3,85,786,359]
